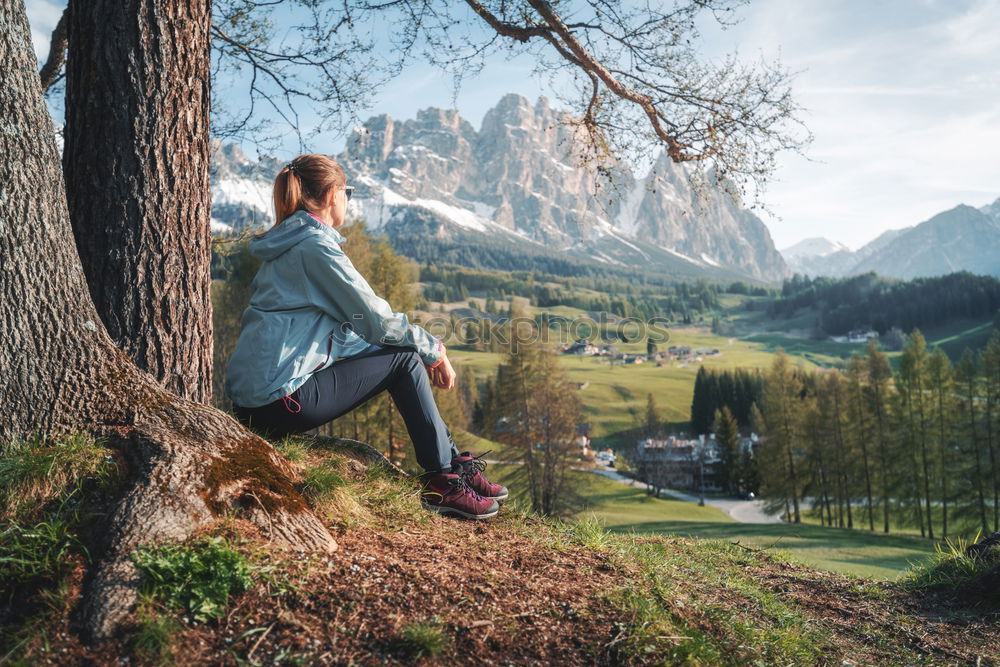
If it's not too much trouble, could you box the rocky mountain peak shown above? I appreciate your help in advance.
[339,93,791,281]
[979,196,1000,224]
[212,94,793,282]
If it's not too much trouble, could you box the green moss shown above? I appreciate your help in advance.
[201,438,309,516]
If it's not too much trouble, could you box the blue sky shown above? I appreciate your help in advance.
[26,0,1000,251]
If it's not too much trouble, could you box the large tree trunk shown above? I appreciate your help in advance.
[0,0,335,641]
[63,0,213,403]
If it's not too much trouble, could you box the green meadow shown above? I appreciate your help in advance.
[485,460,940,581]
[443,319,838,440]
[570,471,940,581]
[435,297,988,583]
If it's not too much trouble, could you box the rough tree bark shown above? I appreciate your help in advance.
[0,0,335,641]
[63,0,213,403]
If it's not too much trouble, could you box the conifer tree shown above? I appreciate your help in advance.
[759,350,804,523]
[645,393,662,439]
[801,388,833,525]
[900,330,934,539]
[486,342,582,516]
[713,405,740,495]
[981,332,1000,531]
[926,347,954,539]
[847,353,877,531]
[956,349,990,535]
[866,339,894,533]
[819,370,853,528]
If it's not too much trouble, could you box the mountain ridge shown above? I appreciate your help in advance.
[780,198,1000,279]
[337,93,789,282]
[209,94,792,283]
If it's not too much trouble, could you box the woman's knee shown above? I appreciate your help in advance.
[395,348,422,370]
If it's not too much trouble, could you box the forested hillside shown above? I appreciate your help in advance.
[770,271,1000,336]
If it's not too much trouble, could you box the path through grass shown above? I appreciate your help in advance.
[572,472,940,581]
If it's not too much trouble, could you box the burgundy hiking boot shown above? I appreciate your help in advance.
[421,473,499,520]
[452,451,509,501]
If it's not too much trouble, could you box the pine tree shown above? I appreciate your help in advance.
[926,347,954,539]
[819,370,853,528]
[866,339,894,533]
[759,350,804,523]
[956,349,990,535]
[981,332,1000,531]
[645,393,661,439]
[714,406,740,495]
[846,353,877,531]
[486,342,583,516]
[900,330,934,539]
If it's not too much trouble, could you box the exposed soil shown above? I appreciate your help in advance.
[743,555,1000,665]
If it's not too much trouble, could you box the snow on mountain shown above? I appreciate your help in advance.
[980,196,1000,224]
[338,93,788,282]
[780,198,1000,280]
[780,237,851,260]
[209,96,790,281]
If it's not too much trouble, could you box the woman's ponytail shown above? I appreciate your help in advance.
[263,154,346,236]
[273,165,303,226]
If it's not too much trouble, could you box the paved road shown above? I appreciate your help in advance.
[590,468,784,524]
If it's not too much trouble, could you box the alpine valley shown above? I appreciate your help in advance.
[211,93,790,284]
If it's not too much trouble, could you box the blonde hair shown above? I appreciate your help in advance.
[268,153,346,232]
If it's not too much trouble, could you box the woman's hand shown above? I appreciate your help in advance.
[428,352,456,390]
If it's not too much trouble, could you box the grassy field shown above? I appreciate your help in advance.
[570,471,941,581]
[797,504,995,543]
[444,322,832,440]
[434,296,987,581]
[481,458,940,581]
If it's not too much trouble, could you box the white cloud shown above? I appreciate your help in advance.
[941,0,1000,56]
[701,0,1000,250]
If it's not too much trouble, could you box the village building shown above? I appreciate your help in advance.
[632,434,725,492]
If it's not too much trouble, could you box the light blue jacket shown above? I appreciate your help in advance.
[225,210,444,408]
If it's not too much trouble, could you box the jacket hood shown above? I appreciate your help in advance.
[249,210,347,260]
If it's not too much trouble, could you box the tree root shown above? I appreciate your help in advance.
[305,435,409,478]
[79,399,336,641]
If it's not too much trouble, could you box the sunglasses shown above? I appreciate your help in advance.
[343,185,354,201]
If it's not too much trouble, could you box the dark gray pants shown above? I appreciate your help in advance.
[233,345,459,472]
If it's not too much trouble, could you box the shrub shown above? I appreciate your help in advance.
[902,530,1000,605]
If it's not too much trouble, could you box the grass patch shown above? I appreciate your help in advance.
[0,435,120,662]
[395,618,448,659]
[901,530,1000,605]
[274,436,311,464]
[0,514,85,588]
[0,433,116,521]
[133,536,254,623]
[599,535,827,664]
[132,604,183,665]
[564,470,940,580]
[302,460,346,502]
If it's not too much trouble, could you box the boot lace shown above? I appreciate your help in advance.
[467,450,492,475]
[449,472,485,502]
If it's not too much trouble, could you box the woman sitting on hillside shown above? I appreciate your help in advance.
[225,153,507,520]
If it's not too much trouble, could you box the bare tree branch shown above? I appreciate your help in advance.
[39,8,68,92]
[207,0,810,208]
